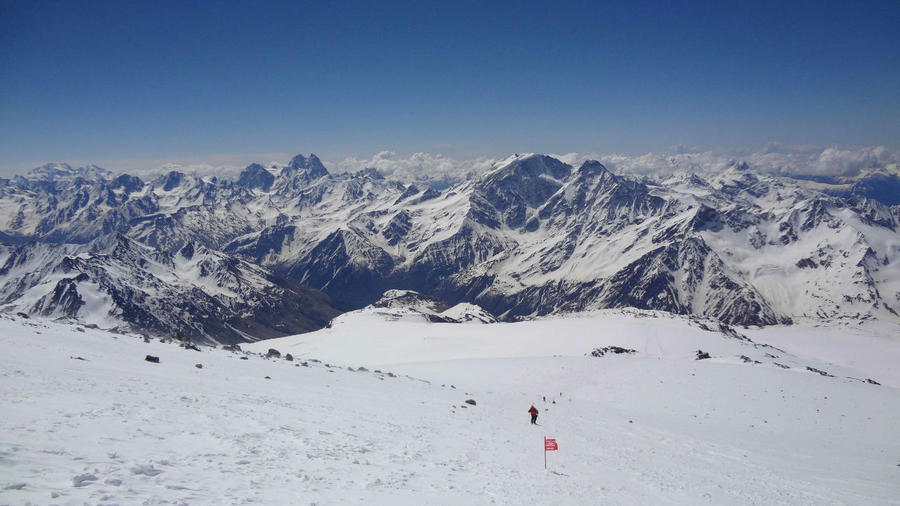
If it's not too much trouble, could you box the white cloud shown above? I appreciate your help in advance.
[131,145,900,183]
[0,152,294,180]
[329,151,496,184]
[807,146,896,177]
[3,145,896,183]
[553,145,899,180]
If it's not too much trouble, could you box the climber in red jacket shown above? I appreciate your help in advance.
[528,405,539,425]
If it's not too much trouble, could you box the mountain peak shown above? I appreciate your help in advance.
[576,160,610,176]
[354,167,384,180]
[284,153,329,180]
[110,173,144,193]
[728,160,751,172]
[157,170,186,191]
[29,162,73,177]
[237,163,275,192]
[25,163,111,182]
[486,154,571,181]
[363,290,495,324]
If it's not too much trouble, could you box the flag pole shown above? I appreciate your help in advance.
[544,436,547,470]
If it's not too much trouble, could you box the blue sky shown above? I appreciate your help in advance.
[1,0,898,171]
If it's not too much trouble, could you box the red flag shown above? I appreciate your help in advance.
[544,438,558,451]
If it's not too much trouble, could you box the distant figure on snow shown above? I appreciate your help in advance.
[528,405,539,424]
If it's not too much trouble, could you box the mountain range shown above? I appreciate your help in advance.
[1,153,898,343]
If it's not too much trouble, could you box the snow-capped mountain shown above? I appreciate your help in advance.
[335,289,497,324]
[1,152,898,341]
[0,235,339,344]
[23,163,112,184]
[788,167,900,206]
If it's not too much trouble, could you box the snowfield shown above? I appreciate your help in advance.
[2,311,899,505]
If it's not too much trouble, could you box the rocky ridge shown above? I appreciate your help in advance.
[1,152,898,341]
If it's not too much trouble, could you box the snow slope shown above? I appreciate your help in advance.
[2,312,898,504]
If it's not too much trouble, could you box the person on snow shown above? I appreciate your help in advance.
[528,405,539,424]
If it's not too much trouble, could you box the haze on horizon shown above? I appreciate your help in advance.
[1,0,898,174]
